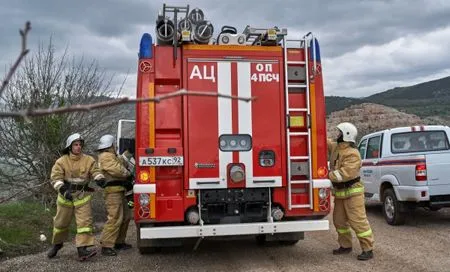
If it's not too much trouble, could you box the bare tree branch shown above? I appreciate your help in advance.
[0,89,257,118]
[0,181,49,204]
[0,21,31,98]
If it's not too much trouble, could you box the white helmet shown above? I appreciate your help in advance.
[97,134,115,150]
[62,133,84,154]
[336,122,358,143]
[65,133,84,149]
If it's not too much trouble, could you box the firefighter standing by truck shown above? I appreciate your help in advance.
[96,134,133,256]
[47,133,105,261]
[327,122,374,261]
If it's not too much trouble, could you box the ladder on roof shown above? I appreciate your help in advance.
[282,33,315,210]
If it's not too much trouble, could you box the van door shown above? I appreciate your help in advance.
[361,134,382,195]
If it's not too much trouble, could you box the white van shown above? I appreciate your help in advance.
[358,125,450,225]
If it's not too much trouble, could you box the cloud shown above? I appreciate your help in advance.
[324,25,450,97]
[1,0,449,98]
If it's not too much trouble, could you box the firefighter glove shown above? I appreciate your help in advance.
[95,178,106,188]
[59,184,73,201]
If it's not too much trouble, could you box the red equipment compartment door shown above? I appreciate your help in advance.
[185,58,284,190]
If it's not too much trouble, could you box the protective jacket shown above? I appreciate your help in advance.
[327,139,364,199]
[97,148,131,193]
[51,153,104,191]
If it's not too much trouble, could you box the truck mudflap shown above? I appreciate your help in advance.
[139,220,329,239]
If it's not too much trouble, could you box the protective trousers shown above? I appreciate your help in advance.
[52,194,95,247]
[100,192,131,247]
[333,194,374,251]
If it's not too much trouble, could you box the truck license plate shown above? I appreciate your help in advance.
[139,156,184,166]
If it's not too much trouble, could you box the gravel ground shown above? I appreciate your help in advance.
[1,201,449,272]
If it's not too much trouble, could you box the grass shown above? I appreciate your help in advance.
[0,200,55,259]
[0,193,107,260]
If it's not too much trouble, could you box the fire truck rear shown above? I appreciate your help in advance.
[121,4,332,253]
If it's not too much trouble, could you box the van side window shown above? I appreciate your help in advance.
[366,136,381,159]
[358,139,368,159]
[391,131,450,153]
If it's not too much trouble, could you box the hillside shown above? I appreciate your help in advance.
[325,75,450,118]
[326,103,449,141]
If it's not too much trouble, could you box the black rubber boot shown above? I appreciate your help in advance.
[357,250,374,261]
[101,247,117,256]
[47,244,63,259]
[114,243,132,250]
[332,246,352,255]
[77,246,97,261]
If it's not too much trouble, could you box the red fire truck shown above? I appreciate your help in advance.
[119,4,332,253]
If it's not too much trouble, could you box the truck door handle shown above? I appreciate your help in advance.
[196,181,220,185]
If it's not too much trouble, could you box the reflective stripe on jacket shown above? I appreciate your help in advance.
[327,138,364,199]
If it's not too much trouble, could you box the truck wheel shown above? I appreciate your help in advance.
[138,245,161,254]
[383,188,405,225]
[278,240,299,246]
[255,234,266,246]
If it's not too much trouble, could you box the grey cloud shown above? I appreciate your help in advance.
[1,0,450,98]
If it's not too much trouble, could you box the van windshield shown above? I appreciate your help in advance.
[391,131,449,154]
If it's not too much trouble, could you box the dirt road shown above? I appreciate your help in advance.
[1,201,449,272]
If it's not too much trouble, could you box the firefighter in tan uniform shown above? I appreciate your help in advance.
[96,135,133,256]
[328,122,374,261]
[47,133,105,261]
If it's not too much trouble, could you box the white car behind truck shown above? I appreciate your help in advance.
[358,125,450,225]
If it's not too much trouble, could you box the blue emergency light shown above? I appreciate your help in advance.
[139,33,153,59]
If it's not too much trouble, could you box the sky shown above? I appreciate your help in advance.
[1,0,450,98]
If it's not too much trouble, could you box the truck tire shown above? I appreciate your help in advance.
[138,245,161,254]
[383,188,406,225]
[136,224,161,254]
[278,240,299,246]
[255,232,302,246]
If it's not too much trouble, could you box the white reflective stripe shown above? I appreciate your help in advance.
[218,62,232,182]
[237,62,254,187]
[53,180,64,190]
[133,184,156,194]
[333,170,343,181]
[313,179,332,188]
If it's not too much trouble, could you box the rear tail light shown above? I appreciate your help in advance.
[139,171,149,183]
[317,166,328,178]
[319,188,329,199]
[314,188,330,212]
[415,163,427,181]
[136,193,151,219]
[259,150,275,167]
[139,193,150,206]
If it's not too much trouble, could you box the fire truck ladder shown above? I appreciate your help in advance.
[283,33,314,210]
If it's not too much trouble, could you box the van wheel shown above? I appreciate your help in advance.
[383,188,405,225]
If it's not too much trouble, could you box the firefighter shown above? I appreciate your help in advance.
[47,133,105,261]
[96,134,133,256]
[327,122,374,261]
